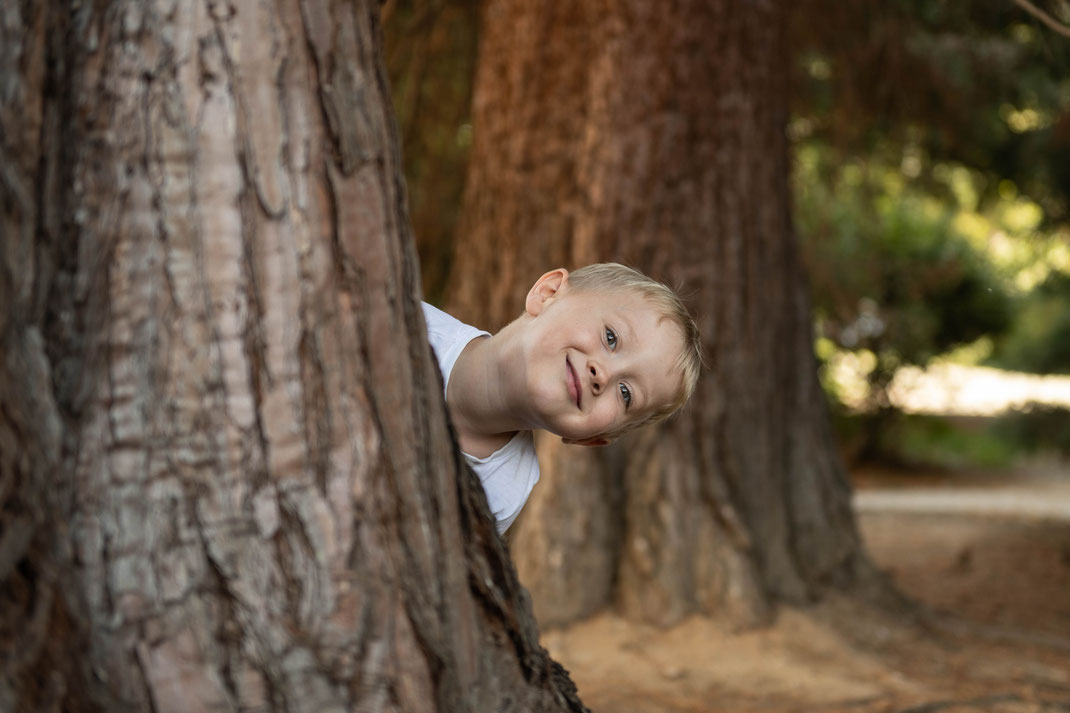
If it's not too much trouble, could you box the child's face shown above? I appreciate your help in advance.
[518,280,684,445]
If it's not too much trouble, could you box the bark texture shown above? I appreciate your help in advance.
[1,1,586,711]
[450,0,884,628]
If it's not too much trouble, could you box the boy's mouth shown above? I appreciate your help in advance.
[566,357,581,409]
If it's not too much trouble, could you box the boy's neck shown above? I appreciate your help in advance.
[445,320,529,458]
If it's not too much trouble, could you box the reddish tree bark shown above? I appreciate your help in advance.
[0,1,586,710]
[449,0,889,628]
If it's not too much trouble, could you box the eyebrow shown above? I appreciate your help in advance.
[616,311,637,348]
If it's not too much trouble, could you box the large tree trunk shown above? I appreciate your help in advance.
[449,0,886,628]
[0,2,586,711]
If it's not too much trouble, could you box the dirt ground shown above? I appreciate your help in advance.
[543,465,1070,713]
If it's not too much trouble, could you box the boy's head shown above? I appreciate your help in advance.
[518,263,703,446]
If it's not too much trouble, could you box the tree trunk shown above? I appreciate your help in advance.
[0,2,586,711]
[449,0,886,628]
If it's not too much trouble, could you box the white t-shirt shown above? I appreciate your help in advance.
[422,302,540,534]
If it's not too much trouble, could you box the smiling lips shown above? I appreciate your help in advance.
[566,357,582,409]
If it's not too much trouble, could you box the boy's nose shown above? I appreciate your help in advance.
[588,363,603,394]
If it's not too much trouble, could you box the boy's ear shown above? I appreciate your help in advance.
[562,435,612,447]
[525,268,570,316]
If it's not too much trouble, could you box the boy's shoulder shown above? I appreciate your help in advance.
[422,302,488,342]
[421,301,477,331]
[422,302,489,387]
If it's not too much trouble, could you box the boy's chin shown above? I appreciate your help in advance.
[561,435,611,447]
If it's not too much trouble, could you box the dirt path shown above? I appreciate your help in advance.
[856,487,1070,520]
[545,469,1070,713]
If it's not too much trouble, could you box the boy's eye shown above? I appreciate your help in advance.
[619,382,632,409]
[605,326,618,350]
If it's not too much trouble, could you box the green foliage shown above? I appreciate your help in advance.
[789,0,1070,223]
[886,414,1018,469]
[990,270,1070,374]
[796,144,1014,381]
[990,403,1070,457]
[832,410,1041,470]
[845,406,1070,469]
[791,2,1070,438]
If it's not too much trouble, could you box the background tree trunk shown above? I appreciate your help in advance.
[449,0,887,628]
[1,1,586,711]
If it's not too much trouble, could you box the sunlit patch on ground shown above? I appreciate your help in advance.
[829,360,1070,416]
[890,364,1070,416]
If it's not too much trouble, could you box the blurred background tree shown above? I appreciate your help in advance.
[384,0,481,302]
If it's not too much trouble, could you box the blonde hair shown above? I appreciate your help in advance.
[568,263,703,438]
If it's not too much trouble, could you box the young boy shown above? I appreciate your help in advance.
[423,263,702,534]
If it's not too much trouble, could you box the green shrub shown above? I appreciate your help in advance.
[831,410,1017,469]
[989,271,1070,375]
[989,403,1070,457]
[797,145,1014,384]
